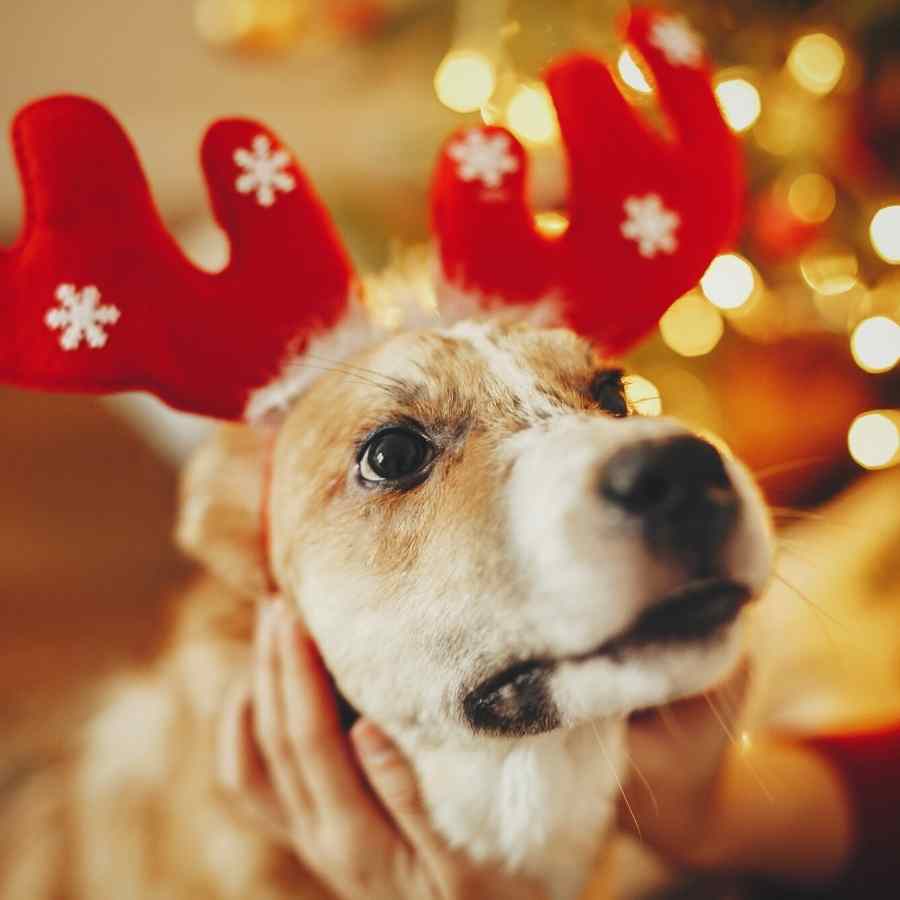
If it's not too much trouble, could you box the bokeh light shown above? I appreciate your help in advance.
[660,291,725,357]
[870,206,900,265]
[848,412,900,470]
[715,78,762,132]
[800,247,858,296]
[617,49,653,95]
[506,82,559,145]
[787,33,845,96]
[623,375,662,416]
[788,173,836,224]
[851,317,900,374]
[700,254,756,310]
[434,50,496,113]
[533,211,569,238]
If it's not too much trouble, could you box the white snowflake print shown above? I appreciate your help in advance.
[620,194,681,258]
[234,134,296,207]
[45,284,121,351]
[448,130,519,189]
[648,16,703,67]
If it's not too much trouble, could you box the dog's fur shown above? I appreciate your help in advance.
[0,276,773,900]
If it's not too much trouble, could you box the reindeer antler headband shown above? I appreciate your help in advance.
[0,9,742,421]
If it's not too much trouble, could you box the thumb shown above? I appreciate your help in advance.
[351,719,444,859]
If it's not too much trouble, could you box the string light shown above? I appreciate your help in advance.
[851,317,900,374]
[617,49,653,95]
[787,33,845,96]
[848,412,900,470]
[715,78,762,133]
[434,50,496,113]
[506,82,559,145]
[700,254,756,310]
[788,173,836,224]
[660,291,725,357]
[623,375,662,416]
[870,205,900,265]
[533,211,569,238]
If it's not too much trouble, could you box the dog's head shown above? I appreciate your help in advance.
[3,7,762,747]
[181,304,772,746]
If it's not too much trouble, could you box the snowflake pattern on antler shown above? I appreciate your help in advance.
[234,135,297,207]
[448,130,519,189]
[648,16,703,67]
[620,194,681,258]
[45,284,121,350]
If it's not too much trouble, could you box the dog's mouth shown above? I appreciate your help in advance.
[465,578,751,733]
[575,576,752,662]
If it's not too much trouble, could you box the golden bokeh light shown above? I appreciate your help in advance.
[870,205,900,264]
[715,78,762,132]
[851,317,900,374]
[506,82,559,145]
[195,0,306,51]
[787,33,845,95]
[848,412,900,470]
[700,254,756,310]
[434,50,496,113]
[617,49,653,95]
[788,173,836,224]
[800,247,858,296]
[623,375,662,416]
[660,291,725,357]
[533,211,570,238]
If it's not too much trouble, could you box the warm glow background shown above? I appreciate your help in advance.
[0,3,899,896]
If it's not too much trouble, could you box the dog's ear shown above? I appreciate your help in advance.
[176,424,274,597]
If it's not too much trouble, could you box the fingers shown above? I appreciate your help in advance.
[351,719,446,863]
[274,603,382,819]
[216,675,291,837]
[253,600,310,819]
[252,599,399,848]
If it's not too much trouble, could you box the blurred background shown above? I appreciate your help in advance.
[1,0,899,882]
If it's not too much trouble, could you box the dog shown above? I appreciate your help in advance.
[0,264,773,900]
[0,11,770,897]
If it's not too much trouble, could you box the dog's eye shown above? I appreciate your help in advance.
[590,369,629,417]
[359,428,432,483]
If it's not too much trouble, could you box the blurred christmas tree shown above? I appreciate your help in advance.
[195,0,900,502]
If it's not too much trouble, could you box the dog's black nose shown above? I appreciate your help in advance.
[601,436,738,566]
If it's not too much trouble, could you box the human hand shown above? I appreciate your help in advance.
[619,660,751,869]
[216,598,548,900]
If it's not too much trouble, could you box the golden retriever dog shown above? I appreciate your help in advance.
[0,275,773,900]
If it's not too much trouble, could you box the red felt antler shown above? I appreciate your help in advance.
[431,8,743,353]
[0,95,353,419]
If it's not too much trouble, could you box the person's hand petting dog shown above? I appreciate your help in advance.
[622,661,853,887]
[216,597,548,900]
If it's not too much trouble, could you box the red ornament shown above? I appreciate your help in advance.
[431,8,744,354]
[0,8,743,420]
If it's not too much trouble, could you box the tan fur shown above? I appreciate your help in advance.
[0,325,608,900]
[0,317,784,900]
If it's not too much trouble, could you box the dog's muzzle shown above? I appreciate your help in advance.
[600,435,739,572]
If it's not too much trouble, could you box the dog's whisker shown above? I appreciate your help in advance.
[286,361,396,395]
[771,570,848,632]
[703,692,738,746]
[621,741,660,817]
[752,455,833,482]
[304,353,407,390]
[702,693,776,803]
[775,540,827,572]
[656,704,689,744]
[769,507,856,535]
[591,722,642,840]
